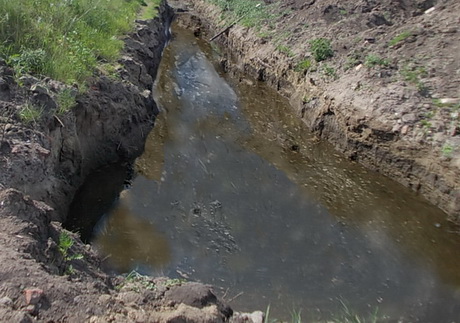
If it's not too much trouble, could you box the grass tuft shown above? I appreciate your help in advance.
[295,59,312,72]
[276,44,295,57]
[364,54,389,68]
[309,38,333,62]
[441,143,454,157]
[388,31,412,47]
[400,64,428,94]
[56,88,77,114]
[18,103,43,124]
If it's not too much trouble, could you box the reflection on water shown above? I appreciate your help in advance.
[94,191,171,273]
[81,23,460,321]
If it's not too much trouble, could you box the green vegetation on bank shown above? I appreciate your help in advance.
[309,38,334,62]
[388,31,412,47]
[364,54,389,68]
[0,0,156,85]
[58,231,84,275]
[140,0,163,20]
[264,302,382,323]
[209,0,270,27]
[18,102,43,124]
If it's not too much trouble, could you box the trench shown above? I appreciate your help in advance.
[66,22,460,321]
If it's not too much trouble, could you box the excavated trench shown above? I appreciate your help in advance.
[67,21,460,320]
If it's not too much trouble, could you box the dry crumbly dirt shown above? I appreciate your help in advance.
[176,0,460,222]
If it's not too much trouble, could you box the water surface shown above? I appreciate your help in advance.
[72,23,460,321]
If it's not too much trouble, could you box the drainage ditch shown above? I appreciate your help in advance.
[66,21,460,321]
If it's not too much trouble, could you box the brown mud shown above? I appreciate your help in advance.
[172,0,460,222]
[0,2,245,322]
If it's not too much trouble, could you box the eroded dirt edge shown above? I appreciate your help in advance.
[0,2,247,322]
[174,0,460,222]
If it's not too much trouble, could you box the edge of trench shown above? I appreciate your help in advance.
[0,0,458,321]
[170,0,460,223]
[0,1,246,322]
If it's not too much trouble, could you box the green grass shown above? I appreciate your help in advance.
[329,302,380,323]
[276,44,294,57]
[400,64,428,94]
[323,64,337,79]
[140,0,162,20]
[309,38,333,62]
[364,54,389,68]
[209,0,272,27]
[0,0,152,85]
[119,271,185,292]
[295,59,312,72]
[124,270,156,290]
[345,50,363,71]
[388,31,412,47]
[266,305,303,323]
[432,99,460,111]
[264,301,384,323]
[420,119,432,129]
[18,103,43,124]
[56,88,77,114]
[441,143,454,157]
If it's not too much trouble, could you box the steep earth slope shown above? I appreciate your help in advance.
[176,0,460,222]
[0,2,237,322]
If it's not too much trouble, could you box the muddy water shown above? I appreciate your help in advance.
[69,23,460,321]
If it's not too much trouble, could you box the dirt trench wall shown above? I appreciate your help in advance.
[0,1,182,321]
[0,3,172,220]
[175,0,460,221]
[0,2,256,321]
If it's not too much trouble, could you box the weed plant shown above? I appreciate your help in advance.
[323,64,337,79]
[400,64,428,94]
[58,231,83,275]
[124,270,156,290]
[309,38,333,62]
[0,0,150,85]
[441,143,454,157]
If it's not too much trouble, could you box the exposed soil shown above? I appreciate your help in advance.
[1,0,459,321]
[0,2,251,322]
[173,0,460,222]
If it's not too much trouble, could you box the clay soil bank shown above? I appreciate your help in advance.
[174,0,460,223]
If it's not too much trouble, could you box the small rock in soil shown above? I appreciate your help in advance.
[0,297,13,308]
[24,288,43,306]
[402,113,416,123]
